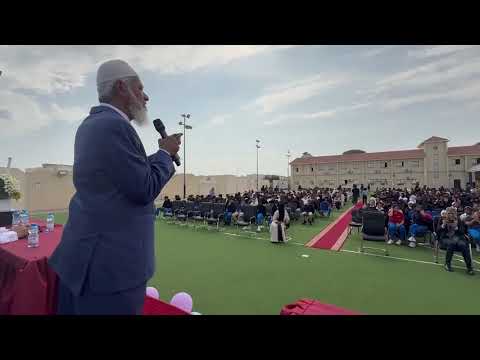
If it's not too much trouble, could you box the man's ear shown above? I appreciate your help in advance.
[115,79,129,97]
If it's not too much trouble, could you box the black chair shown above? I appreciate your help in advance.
[348,209,362,236]
[205,203,225,230]
[236,205,257,233]
[172,200,187,224]
[361,210,389,256]
[162,206,174,221]
[185,201,203,228]
[183,201,197,226]
[193,202,212,228]
[412,212,435,247]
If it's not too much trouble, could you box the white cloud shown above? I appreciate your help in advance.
[207,114,232,126]
[133,45,297,74]
[361,46,480,110]
[0,45,297,96]
[361,45,398,58]
[0,90,87,135]
[49,103,87,123]
[250,73,347,114]
[407,45,478,59]
[381,81,480,110]
[263,102,371,126]
[0,45,297,134]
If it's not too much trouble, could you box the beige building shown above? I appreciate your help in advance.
[1,164,287,212]
[0,164,75,212]
[290,137,480,190]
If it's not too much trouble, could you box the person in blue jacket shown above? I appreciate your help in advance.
[49,60,181,315]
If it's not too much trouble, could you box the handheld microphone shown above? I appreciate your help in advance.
[153,118,181,167]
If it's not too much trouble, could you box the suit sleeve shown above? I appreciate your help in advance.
[102,123,175,205]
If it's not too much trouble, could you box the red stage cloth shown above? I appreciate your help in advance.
[0,220,62,315]
[143,296,190,315]
[280,299,363,315]
[0,219,191,315]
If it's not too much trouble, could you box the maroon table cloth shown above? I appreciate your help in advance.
[0,220,62,315]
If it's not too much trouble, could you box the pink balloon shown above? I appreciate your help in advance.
[170,292,193,313]
[146,286,159,299]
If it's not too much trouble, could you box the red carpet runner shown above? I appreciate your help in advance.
[306,202,363,250]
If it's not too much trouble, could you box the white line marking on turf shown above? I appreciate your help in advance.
[222,232,304,246]
[340,249,479,272]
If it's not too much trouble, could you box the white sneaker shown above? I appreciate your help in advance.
[409,241,416,248]
[408,236,415,243]
[395,240,402,245]
[387,239,394,245]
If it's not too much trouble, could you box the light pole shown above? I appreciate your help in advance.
[256,139,261,191]
[286,150,291,190]
[179,114,192,199]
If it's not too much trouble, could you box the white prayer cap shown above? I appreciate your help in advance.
[96,59,139,86]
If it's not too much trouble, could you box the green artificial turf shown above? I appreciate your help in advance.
[34,208,480,315]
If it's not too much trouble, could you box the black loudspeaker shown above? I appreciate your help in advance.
[0,211,13,227]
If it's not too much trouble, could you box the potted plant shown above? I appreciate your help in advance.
[0,174,21,227]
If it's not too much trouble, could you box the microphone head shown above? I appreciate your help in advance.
[153,118,165,132]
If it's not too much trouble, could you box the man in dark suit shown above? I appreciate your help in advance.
[49,59,181,315]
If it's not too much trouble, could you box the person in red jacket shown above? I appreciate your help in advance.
[387,203,406,245]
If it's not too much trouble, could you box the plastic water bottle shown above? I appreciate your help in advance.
[27,224,39,248]
[12,211,20,226]
[20,210,30,226]
[46,213,55,232]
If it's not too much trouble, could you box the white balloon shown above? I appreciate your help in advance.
[146,286,160,300]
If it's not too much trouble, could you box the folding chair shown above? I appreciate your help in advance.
[348,209,362,236]
[172,200,187,224]
[360,211,389,256]
[236,205,257,235]
[205,203,225,231]
[193,202,212,229]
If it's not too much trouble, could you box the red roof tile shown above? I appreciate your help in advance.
[291,144,480,165]
[291,149,424,165]
[448,145,480,156]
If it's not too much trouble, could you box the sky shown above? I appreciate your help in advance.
[1,45,480,177]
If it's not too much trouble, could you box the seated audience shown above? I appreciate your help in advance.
[407,205,433,248]
[156,196,172,217]
[301,201,315,225]
[270,203,290,243]
[437,207,474,275]
[387,203,406,245]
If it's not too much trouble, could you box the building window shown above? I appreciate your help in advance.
[296,168,299,173]
[434,172,439,179]
[384,162,388,168]
[477,158,480,164]
[367,162,375,168]
[401,161,404,167]
[311,167,314,172]
[455,159,461,165]
[433,145,438,150]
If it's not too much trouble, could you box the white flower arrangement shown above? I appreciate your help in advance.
[0,174,21,201]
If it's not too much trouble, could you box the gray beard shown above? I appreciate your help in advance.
[130,105,149,127]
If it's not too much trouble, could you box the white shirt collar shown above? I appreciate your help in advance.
[99,103,131,124]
